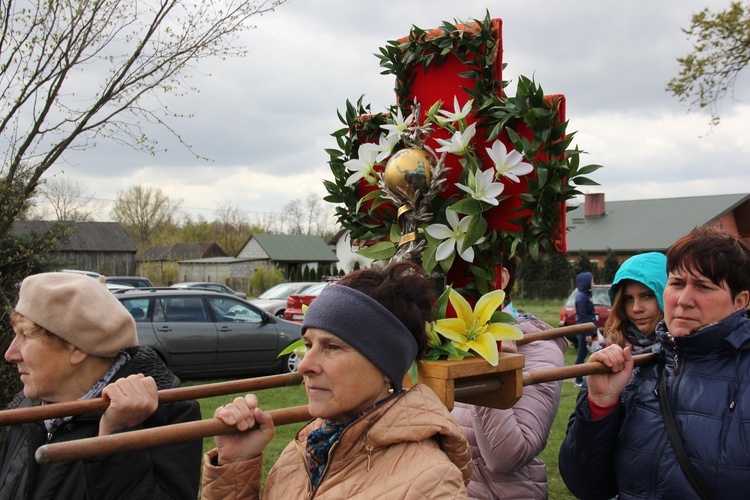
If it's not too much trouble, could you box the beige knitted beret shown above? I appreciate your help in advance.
[15,272,137,357]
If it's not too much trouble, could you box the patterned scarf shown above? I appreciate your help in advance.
[304,391,400,489]
[44,350,130,435]
[306,420,347,488]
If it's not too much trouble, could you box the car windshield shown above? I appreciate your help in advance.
[259,284,300,300]
[565,286,611,307]
[592,287,611,306]
[303,283,327,295]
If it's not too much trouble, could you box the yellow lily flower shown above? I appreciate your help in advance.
[433,288,523,366]
[425,321,443,349]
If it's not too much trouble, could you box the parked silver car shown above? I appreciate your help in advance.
[116,288,300,377]
[105,276,154,288]
[170,281,247,300]
[249,282,319,318]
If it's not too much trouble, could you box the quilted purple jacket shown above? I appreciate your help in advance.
[452,315,567,499]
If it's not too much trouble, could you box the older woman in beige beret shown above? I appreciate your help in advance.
[0,272,202,499]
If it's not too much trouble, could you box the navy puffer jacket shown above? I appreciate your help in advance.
[559,310,750,499]
[575,272,596,325]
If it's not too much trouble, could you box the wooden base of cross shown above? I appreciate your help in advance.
[403,353,525,410]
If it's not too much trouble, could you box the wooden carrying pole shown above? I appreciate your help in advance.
[0,372,303,428]
[2,323,592,429]
[35,405,312,465]
[516,322,596,345]
[35,351,655,465]
[523,352,654,386]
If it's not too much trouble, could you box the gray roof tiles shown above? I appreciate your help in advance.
[250,234,338,263]
[565,193,750,253]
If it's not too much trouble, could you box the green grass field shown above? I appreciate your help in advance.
[190,298,580,498]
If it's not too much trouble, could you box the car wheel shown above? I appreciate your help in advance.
[280,351,300,373]
[275,310,285,319]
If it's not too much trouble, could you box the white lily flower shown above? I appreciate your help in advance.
[437,96,474,124]
[486,140,533,183]
[381,107,415,141]
[370,133,399,163]
[344,145,380,186]
[456,168,505,206]
[435,122,477,155]
[425,209,485,263]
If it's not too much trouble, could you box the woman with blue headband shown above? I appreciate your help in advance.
[201,261,472,499]
[603,252,667,353]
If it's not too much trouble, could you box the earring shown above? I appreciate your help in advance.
[384,380,394,394]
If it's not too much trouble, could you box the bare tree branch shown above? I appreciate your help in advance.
[38,177,104,221]
[111,184,182,248]
[0,0,287,236]
[213,200,251,256]
[666,1,750,126]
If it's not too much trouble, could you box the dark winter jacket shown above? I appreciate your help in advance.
[0,345,202,500]
[559,310,750,499]
[574,272,596,325]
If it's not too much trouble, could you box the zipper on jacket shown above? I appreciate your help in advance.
[365,443,374,471]
[308,439,341,499]
[667,332,679,374]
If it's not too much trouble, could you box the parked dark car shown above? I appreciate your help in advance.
[116,288,301,377]
[559,284,612,331]
[284,282,330,323]
[105,276,154,288]
[170,281,247,300]
[250,282,319,319]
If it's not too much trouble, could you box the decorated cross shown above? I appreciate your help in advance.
[324,13,600,365]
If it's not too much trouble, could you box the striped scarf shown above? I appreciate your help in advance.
[44,350,130,435]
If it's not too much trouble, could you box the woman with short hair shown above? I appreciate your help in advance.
[559,226,750,499]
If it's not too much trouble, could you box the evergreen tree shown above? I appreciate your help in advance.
[545,253,575,298]
[573,250,601,283]
[601,249,620,284]
[516,253,573,300]
[319,264,330,279]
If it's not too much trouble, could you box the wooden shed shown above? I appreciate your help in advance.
[10,220,138,275]
[137,242,227,285]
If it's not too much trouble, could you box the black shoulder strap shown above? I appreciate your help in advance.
[658,368,715,500]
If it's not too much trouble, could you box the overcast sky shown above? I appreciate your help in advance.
[44,0,750,223]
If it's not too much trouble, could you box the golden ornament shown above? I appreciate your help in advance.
[384,147,434,199]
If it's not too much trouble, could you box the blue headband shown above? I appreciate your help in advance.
[301,284,418,391]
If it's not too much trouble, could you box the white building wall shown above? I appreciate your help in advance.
[236,238,268,259]
[335,231,373,274]
[179,263,232,283]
